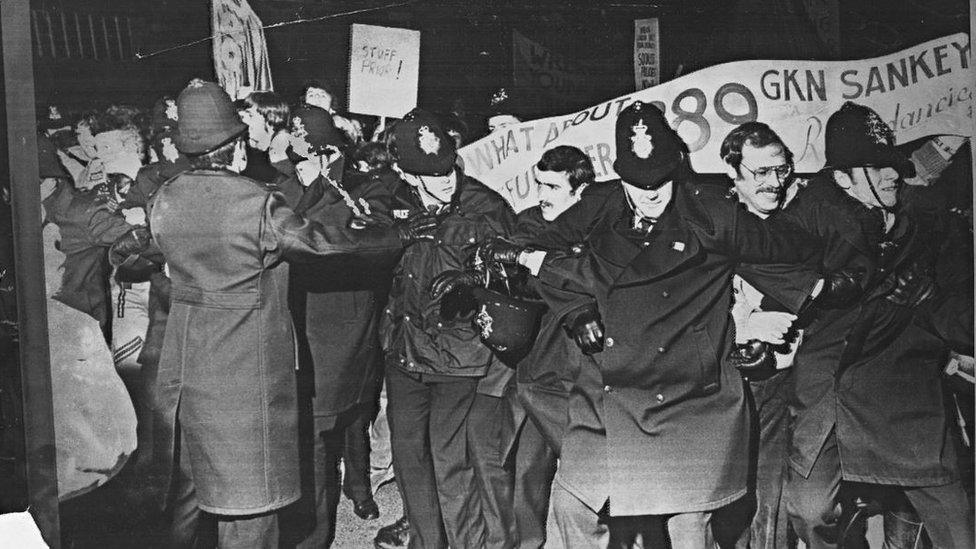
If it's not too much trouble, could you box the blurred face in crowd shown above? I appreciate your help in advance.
[304,87,334,113]
[622,180,674,218]
[159,136,180,163]
[242,107,273,151]
[730,142,792,217]
[835,165,900,210]
[487,114,520,134]
[402,170,458,206]
[535,166,582,221]
[75,122,98,159]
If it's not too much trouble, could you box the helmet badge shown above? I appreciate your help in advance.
[631,118,654,159]
[417,125,441,155]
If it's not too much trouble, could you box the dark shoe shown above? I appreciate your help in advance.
[354,497,380,520]
[374,516,409,549]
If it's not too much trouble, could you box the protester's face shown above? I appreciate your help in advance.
[76,123,98,158]
[243,107,273,150]
[487,114,520,134]
[535,167,580,221]
[404,171,457,206]
[305,87,333,112]
[732,143,790,216]
[622,180,674,213]
[846,166,900,209]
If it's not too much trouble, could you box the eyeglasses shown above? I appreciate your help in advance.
[739,161,793,181]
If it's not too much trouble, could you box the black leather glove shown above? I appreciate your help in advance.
[885,265,936,308]
[567,307,605,355]
[395,211,437,244]
[474,238,525,266]
[109,226,153,268]
[728,340,776,373]
[816,268,863,308]
[429,269,486,302]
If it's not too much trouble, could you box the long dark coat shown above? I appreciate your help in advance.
[290,169,399,428]
[148,169,402,514]
[782,176,970,485]
[530,176,818,516]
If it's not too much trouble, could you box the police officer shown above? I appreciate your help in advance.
[376,109,517,549]
[478,101,826,547]
[781,102,975,549]
[114,80,434,548]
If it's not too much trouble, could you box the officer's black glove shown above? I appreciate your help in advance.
[815,268,863,308]
[567,307,605,355]
[395,211,437,245]
[885,265,935,308]
[109,226,153,268]
[474,237,525,266]
[728,340,776,372]
[429,269,486,302]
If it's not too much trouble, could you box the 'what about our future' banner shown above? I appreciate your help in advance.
[460,33,973,211]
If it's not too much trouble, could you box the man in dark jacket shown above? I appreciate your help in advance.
[376,109,517,549]
[478,101,825,547]
[115,80,434,549]
[781,102,974,549]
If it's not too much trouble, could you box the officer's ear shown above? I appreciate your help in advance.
[724,162,738,181]
[832,169,853,190]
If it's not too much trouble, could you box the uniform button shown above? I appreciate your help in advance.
[656,393,664,402]
[404,315,411,321]
[605,337,615,348]
[408,362,415,368]
[437,322,443,328]
[385,309,392,314]
[657,346,666,353]
[603,385,612,393]
[399,358,406,364]
[468,237,476,244]
[436,239,443,245]
[642,241,650,247]
[661,290,670,298]
[407,273,414,278]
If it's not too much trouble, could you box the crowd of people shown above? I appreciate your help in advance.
[8,73,974,549]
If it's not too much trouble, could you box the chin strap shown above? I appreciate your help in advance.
[863,167,897,215]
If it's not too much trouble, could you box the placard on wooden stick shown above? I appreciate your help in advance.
[348,24,420,118]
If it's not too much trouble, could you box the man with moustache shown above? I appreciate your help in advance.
[430,145,597,548]
[476,101,828,547]
[719,122,809,549]
[780,102,974,549]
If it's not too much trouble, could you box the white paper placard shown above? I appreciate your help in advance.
[348,24,421,118]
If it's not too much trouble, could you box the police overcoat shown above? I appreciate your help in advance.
[782,176,970,485]
[148,169,402,515]
[530,176,817,516]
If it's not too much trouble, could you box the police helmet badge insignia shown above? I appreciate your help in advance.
[631,118,654,159]
[474,305,494,341]
[417,125,441,155]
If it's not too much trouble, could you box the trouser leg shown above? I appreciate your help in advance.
[513,416,557,549]
[903,480,975,549]
[429,378,483,549]
[749,371,792,549]
[167,423,205,549]
[386,367,446,549]
[666,512,715,549]
[546,479,609,549]
[342,404,373,504]
[370,381,395,493]
[295,417,343,549]
[468,392,516,548]
[216,511,279,549]
[785,429,843,549]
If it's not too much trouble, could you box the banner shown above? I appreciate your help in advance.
[512,31,597,108]
[211,0,273,98]
[459,33,973,211]
[348,24,421,118]
[634,18,660,90]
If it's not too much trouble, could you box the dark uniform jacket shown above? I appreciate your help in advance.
[529,174,817,516]
[148,168,403,515]
[782,175,970,485]
[44,181,134,328]
[290,168,399,428]
[379,171,517,378]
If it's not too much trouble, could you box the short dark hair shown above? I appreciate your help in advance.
[187,136,242,169]
[535,145,595,191]
[352,141,394,174]
[720,122,793,177]
[244,91,290,132]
